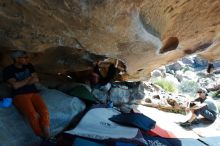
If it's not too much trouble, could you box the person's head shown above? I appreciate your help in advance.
[11,50,29,65]
[197,87,208,98]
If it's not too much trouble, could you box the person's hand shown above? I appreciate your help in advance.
[27,76,39,84]
[24,76,32,84]
[189,102,205,110]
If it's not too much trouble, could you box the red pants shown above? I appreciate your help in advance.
[13,93,50,136]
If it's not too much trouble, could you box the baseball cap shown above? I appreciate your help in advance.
[10,50,27,60]
[197,87,207,94]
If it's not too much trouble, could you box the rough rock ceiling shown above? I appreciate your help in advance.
[0,0,220,80]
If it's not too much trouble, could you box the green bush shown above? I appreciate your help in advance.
[210,91,220,98]
[153,79,176,93]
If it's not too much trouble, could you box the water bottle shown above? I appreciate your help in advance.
[0,98,12,108]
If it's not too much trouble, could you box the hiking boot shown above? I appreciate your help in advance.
[48,137,57,143]
[180,121,192,127]
[40,137,57,146]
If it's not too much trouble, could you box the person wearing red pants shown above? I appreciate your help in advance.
[3,50,50,139]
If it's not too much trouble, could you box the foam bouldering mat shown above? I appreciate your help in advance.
[137,105,199,138]
[199,136,220,146]
[190,118,220,138]
[73,137,107,146]
[178,138,207,146]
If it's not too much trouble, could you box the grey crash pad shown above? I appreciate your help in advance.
[199,136,220,146]
[0,89,85,146]
[179,138,207,146]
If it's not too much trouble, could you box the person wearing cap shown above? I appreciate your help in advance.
[3,50,50,139]
[180,87,219,127]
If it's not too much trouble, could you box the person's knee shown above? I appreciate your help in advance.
[190,109,195,113]
[40,111,50,125]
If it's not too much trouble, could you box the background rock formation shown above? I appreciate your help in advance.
[0,0,220,80]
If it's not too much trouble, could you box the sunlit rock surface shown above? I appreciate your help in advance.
[0,0,220,80]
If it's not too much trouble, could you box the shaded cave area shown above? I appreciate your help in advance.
[1,0,220,145]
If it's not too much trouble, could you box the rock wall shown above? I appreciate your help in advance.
[0,0,220,80]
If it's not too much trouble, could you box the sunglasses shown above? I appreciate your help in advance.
[197,91,205,94]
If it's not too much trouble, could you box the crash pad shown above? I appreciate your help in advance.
[65,108,139,140]
[199,136,220,146]
[73,137,107,146]
[137,105,199,139]
[68,85,96,102]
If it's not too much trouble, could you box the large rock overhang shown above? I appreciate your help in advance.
[0,0,220,80]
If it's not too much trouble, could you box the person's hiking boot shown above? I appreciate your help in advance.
[180,121,192,127]
[40,137,57,146]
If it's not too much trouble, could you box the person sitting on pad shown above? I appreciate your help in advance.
[180,88,219,127]
[3,50,50,139]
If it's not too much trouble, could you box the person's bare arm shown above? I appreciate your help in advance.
[7,77,31,90]
[190,102,207,110]
[27,73,39,85]
[7,72,39,89]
